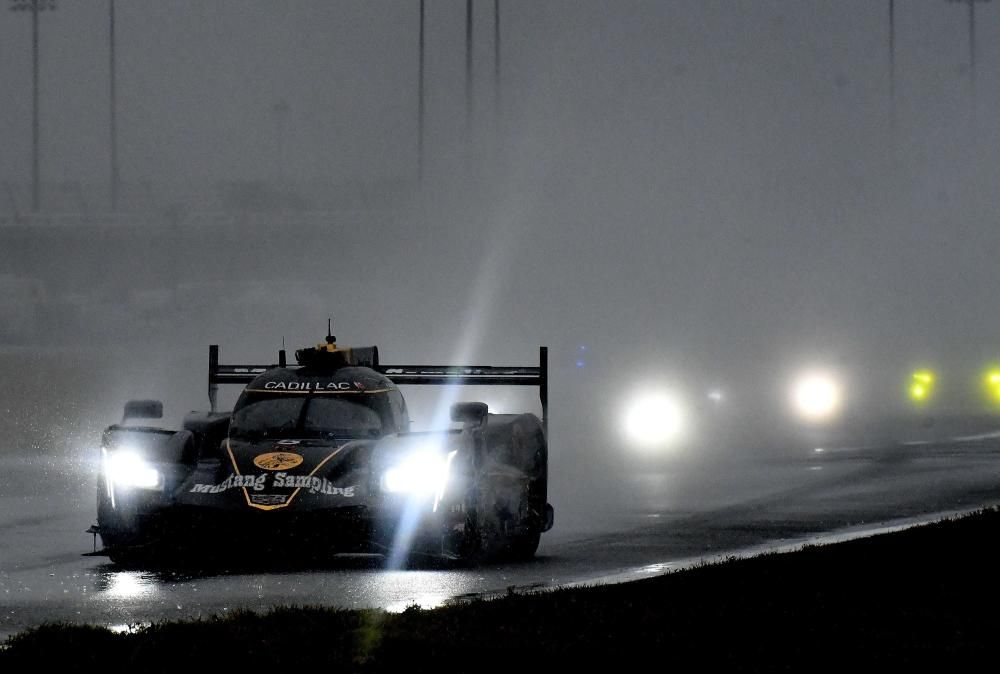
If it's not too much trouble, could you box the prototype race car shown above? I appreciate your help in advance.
[91,328,553,567]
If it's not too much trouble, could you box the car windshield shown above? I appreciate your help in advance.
[230,393,384,440]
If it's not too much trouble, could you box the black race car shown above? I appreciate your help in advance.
[92,330,553,566]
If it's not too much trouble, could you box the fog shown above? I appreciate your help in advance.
[3,1,1000,530]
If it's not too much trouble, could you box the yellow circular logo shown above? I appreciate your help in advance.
[253,452,304,471]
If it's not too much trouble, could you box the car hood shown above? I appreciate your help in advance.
[179,437,376,511]
[224,437,369,477]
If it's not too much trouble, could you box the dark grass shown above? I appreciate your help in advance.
[7,509,1000,671]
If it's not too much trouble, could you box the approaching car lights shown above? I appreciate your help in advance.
[982,368,1000,405]
[619,362,1000,422]
[791,370,842,423]
[908,369,935,405]
[622,390,685,451]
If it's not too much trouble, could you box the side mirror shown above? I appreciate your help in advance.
[123,399,163,423]
[451,402,488,427]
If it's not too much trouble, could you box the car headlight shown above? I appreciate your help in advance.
[105,449,163,490]
[790,370,842,422]
[382,449,456,496]
[622,390,686,451]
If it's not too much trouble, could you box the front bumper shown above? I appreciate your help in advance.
[97,497,468,562]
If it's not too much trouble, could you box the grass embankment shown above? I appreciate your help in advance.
[6,509,1000,671]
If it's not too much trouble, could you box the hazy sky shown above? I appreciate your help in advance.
[1,1,996,185]
[2,1,1000,413]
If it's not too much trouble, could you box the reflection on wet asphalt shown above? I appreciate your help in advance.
[4,436,1000,637]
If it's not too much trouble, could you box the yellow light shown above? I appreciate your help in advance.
[908,369,936,404]
[982,368,1000,405]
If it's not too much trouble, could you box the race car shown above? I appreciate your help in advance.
[92,328,553,567]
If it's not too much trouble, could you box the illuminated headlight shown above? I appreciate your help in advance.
[106,450,163,490]
[983,368,1000,405]
[791,371,842,422]
[622,390,686,451]
[382,450,455,496]
[909,369,935,404]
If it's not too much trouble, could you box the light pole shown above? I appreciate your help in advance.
[418,0,425,180]
[109,0,119,211]
[8,0,56,213]
[947,0,991,110]
[466,0,474,140]
[888,0,896,140]
[494,0,501,138]
[494,1,500,107]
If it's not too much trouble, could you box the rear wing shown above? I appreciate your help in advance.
[207,344,549,431]
[207,344,278,413]
[377,347,548,432]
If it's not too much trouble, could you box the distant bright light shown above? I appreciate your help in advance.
[623,391,685,450]
[791,371,842,422]
[909,369,936,404]
[983,368,1000,405]
[106,450,162,490]
[707,390,724,403]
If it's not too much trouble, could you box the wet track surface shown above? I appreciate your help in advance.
[4,433,1000,637]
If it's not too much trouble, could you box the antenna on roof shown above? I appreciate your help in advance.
[326,317,336,345]
[278,336,287,367]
